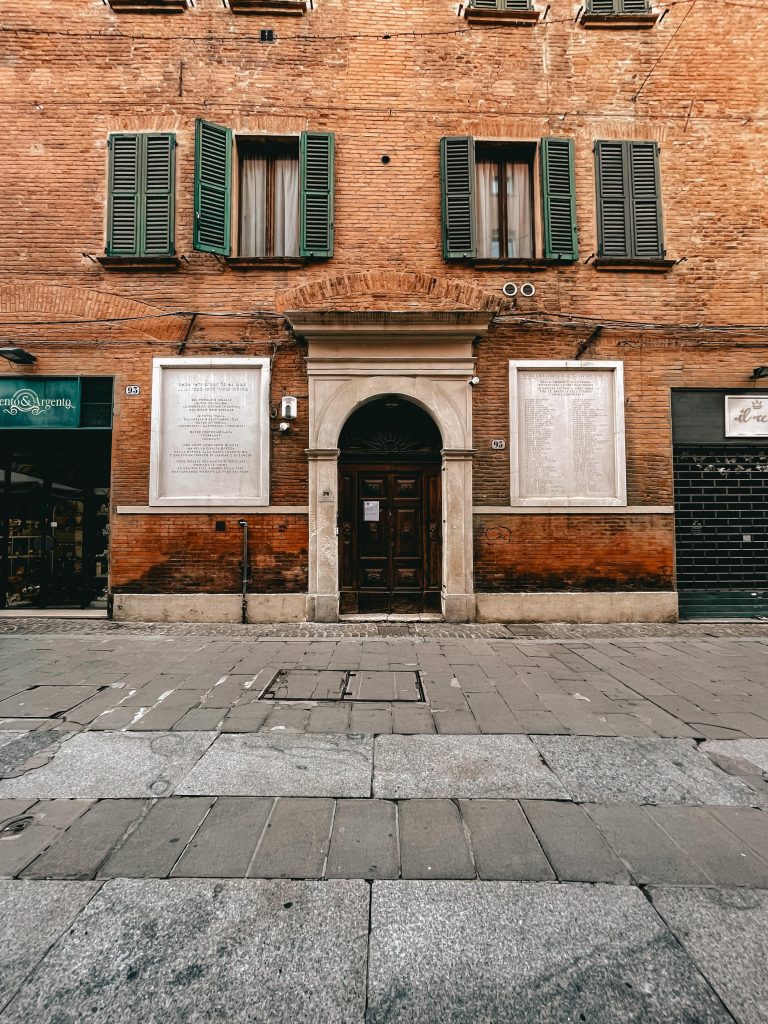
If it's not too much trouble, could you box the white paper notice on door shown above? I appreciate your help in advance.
[363,501,380,522]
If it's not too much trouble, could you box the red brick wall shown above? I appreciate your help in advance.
[474,514,675,592]
[110,513,308,594]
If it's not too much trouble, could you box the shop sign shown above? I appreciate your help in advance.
[725,395,768,437]
[0,378,80,429]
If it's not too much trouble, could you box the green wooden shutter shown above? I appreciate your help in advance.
[194,119,232,255]
[595,140,630,258]
[300,131,335,258]
[541,138,577,260]
[622,0,650,12]
[143,133,175,257]
[628,141,663,258]
[107,134,141,256]
[440,136,476,259]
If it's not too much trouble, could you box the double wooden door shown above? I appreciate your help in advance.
[339,462,442,614]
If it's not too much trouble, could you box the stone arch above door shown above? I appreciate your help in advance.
[313,375,470,452]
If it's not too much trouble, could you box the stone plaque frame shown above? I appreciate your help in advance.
[724,394,768,438]
[508,360,627,507]
[149,357,270,507]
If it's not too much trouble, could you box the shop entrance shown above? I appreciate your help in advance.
[672,389,768,619]
[338,398,442,614]
[1,433,111,610]
[1,378,113,610]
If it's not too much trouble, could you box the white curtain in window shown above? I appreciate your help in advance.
[475,161,500,259]
[506,162,533,258]
[239,153,300,257]
[273,157,300,258]
[240,154,268,257]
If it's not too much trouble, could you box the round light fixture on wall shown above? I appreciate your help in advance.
[502,282,518,298]
[520,282,536,298]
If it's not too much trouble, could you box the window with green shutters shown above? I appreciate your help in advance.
[587,0,650,12]
[595,140,664,259]
[106,133,175,258]
[193,120,335,259]
[440,136,577,261]
[469,0,533,10]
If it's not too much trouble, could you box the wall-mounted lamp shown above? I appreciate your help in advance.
[749,366,768,382]
[469,376,480,387]
[0,347,36,365]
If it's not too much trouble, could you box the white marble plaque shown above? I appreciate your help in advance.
[509,361,626,506]
[150,358,270,507]
[725,395,768,437]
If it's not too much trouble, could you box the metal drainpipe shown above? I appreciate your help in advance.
[237,519,249,625]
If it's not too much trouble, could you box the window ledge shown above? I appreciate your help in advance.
[225,256,308,269]
[579,11,659,28]
[226,0,308,13]
[592,257,676,272]
[469,257,576,270]
[461,5,542,26]
[98,255,182,269]
[107,0,190,11]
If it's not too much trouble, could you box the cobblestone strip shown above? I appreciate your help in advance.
[2,617,768,639]
[5,796,768,887]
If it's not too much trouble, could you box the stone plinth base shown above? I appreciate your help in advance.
[475,592,678,624]
[113,593,308,623]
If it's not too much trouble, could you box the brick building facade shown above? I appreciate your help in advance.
[1,0,766,621]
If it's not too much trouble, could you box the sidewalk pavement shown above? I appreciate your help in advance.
[0,621,767,1022]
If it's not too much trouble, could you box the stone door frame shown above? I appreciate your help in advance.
[286,309,493,623]
[307,375,475,621]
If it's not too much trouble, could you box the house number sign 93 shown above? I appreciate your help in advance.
[491,439,506,450]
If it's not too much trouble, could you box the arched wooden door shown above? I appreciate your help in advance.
[338,398,442,615]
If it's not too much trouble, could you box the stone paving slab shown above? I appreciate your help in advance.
[0,732,215,800]
[0,733,26,751]
[0,800,92,878]
[0,730,64,777]
[458,799,554,882]
[367,881,732,1023]
[520,800,631,884]
[702,739,768,774]
[0,878,369,1023]
[171,797,273,878]
[0,686,101,719]
[398,800,475,880]
[248,798,335,879]
[586,805,713,885]
[176,734,373,798]
[326,799,399,880]
[21,799,149,880]
[0,879,100,1011]
[100,798,215,879]
[534,736,761,805]
[374,735,568,799]
[650,887,768,1024]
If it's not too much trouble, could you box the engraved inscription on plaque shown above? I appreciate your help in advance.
[509,362,626,506]
[150,358,270,506]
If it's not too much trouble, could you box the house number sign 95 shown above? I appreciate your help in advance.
[491,439,506,450]
[125,385,141,396]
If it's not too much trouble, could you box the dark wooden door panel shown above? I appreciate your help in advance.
[339,462,441,614]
